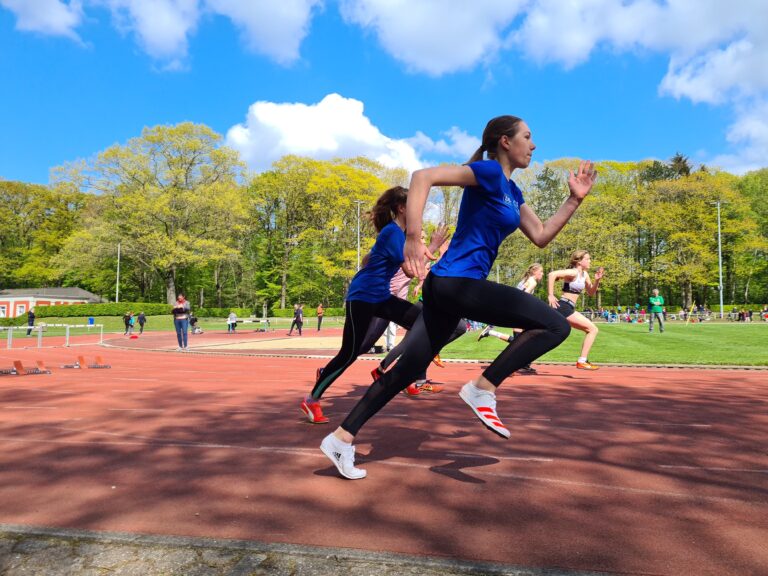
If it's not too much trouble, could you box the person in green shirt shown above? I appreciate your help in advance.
[649,288,665,333]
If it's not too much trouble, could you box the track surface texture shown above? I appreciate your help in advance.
[1,329,766,575]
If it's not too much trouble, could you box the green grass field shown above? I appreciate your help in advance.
[6,315,766,367]
[443,321,768,366]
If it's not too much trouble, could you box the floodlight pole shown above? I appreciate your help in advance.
[713,201,724,319]
[354,200,365,271]
[116,242,121,303]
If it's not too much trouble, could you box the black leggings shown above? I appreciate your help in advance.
[380,301,467,379]
[341,274,571,435]
[310,296,421,400]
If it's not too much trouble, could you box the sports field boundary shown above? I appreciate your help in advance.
[97,340,768,370]
[0,524,611,576]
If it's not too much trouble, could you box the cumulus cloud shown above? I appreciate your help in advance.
[710,99,768,174]
[226,93,424,173]
[339,0,527,76]
[205,0,322,64]
[102,0,199,67]
[340,0,768,172]
[0,0,84,39]
[407,127,480,160]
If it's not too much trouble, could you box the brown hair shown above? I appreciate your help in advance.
[467,115,525,163]
[568,250,590,268]
[521,263,543,283]
[369,186,408,232]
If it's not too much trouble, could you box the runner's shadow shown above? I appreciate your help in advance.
[359,426,499,484]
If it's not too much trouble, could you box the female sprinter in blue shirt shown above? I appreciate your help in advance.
[319,115,597,479]
[301,186,446,428]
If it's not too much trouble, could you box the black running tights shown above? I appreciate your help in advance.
[311,297,421,400]
[341,274,571,435]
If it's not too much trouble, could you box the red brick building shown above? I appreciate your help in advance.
[0,288,103,318]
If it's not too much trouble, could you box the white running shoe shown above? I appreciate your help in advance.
[477,324,493,341]
[459,382,510,439]
[320,434,367,480]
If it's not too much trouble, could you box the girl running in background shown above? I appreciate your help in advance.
[477,263,544,375]
[300,187,445,424]
[547,250,604,370]
[319,115,596,479]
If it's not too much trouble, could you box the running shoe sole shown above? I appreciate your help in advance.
[459,386,510,439]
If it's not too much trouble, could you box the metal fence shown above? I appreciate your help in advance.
[0,324,104,350]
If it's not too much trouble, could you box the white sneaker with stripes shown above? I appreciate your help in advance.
[459,382,510,439]
[320,434,367,479]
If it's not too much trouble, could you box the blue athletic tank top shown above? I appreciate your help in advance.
[346,221,405,303]
[431,160,524,280]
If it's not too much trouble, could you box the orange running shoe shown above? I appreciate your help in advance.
[300,396,329,423]
[576,360,599,370]
[431,354,445,368]
[401,383,421,397]
[417,381,443,393]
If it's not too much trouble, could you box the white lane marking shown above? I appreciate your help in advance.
[465,469,761,506]
[3,406,59,410]
[626,421,712,428]
[107,408,165,412]
[446,452,553,462]
[2,430,765,506]
[659,465,768,474]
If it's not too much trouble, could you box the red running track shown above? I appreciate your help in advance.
[0,340,767,575]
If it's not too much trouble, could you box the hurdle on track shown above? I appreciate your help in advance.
[0,324,104,350]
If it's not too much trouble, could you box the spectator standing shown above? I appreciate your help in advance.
[316,304,324,331]
[171,294,191,351]
[288,304,304,336]
[26,308,35,336]
[227,311,238,333]
[648,288,664,333]
[137,311,146,334]
[123,311,132,335]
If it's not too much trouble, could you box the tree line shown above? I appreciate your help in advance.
[1,122,766,312]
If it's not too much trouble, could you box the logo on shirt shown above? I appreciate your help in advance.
[503,194,513,205]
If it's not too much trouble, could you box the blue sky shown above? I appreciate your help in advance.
[1,1,765,185]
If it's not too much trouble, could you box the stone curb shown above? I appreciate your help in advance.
[0,524,612,576]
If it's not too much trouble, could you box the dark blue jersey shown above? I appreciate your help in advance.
[346,221,405,303]
[431,160,524,279]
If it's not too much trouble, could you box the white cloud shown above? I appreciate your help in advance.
[226,93,424,173]
[101,0,199,66]
[340,0,768,173]
[407,127,480,160]
[339,0,527,76]
[204,0,322,65]
[710,99,768,174]
[0,0,83,39]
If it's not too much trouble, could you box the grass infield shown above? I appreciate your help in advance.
[444,321,768,366]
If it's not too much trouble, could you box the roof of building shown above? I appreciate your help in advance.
[0,287,105,302]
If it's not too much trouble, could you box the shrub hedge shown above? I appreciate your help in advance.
[33,303,289,319]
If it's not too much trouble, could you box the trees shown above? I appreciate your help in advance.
[0,180,85,287]
[56,123,247,304]
[246,156,390,310]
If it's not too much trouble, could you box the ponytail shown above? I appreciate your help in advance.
[369,186,408,232]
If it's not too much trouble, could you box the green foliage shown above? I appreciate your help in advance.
[35,302,171,318]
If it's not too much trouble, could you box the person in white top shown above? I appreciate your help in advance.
[477,263,544,375]
[547,250,604,370]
